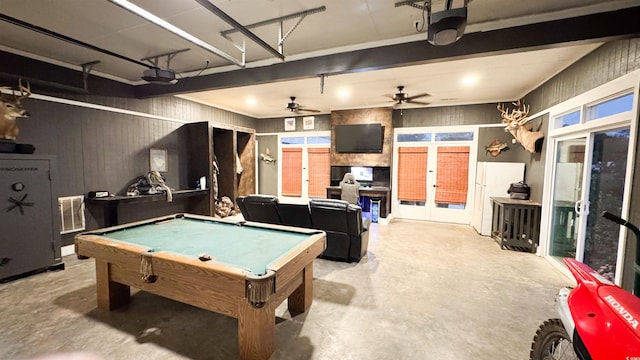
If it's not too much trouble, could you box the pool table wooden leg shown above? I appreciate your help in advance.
[237,301,275,360]
[95,260,130,310]
[287,263,313,316]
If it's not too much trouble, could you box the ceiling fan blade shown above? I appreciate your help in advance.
[298,108,321,113]
[406,93,430,101]
[406,100,431,105]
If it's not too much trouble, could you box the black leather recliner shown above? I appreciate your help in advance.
[278,203,313,228]
[238,195,281,224]
[309,199,370,262]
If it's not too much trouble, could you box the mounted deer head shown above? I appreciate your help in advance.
[0,79,31,141]
[497,99,544,153]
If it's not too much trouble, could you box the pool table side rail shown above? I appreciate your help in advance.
[267,231,325,293]
[75,235,249,316]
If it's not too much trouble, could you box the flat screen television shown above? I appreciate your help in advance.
[351,166,373,182]
[335,123,383,153]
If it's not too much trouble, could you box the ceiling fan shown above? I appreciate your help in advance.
[286,96,320,113]
[388,86,430,106]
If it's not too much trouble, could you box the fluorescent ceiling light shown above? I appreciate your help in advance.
[108,0,243,67]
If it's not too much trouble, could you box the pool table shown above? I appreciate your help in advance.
[75,213,326,360]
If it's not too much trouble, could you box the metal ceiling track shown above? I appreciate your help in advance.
[219,6,327,56]
[194,0,286,61]
[141,49,190,69]
[395,0,471,10]
[107,0,245,67]
[0,12,153,70]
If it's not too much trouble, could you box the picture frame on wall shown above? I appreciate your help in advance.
[149,148,168,172]
[303,116,315,130]
[284,117,296,131]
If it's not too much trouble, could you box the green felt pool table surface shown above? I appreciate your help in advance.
[96,215,318,275]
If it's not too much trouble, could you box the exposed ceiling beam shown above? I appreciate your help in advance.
[1,6,639,99]
[135,6,640,98]
[0,51,136,96]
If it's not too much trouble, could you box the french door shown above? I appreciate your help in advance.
[392,127,477,224]
[278,132,331,203]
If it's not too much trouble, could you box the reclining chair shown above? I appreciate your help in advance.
[237,195,281,224]
[278,203,313,228]
[309,199,370,262]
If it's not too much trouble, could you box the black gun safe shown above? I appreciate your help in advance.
[0,154,63,281]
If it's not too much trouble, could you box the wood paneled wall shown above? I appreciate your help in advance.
[14,93,257,245]
[393,103,499,128]
[526,39,640,113]
[253,114,331,133]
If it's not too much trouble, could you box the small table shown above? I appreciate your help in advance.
[75,213,326,360]
[490,197,542,253]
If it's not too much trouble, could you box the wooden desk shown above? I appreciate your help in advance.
[326,186,391,218]
[490,197,541,253]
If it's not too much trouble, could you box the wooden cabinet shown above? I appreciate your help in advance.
[180,122,255,216]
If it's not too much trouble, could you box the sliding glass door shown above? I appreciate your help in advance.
[543,76,637,285]
[549,137,586,261]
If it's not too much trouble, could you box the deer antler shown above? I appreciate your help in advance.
[17,78,31,100]
[497,99,530,130]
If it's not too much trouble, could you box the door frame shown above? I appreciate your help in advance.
[391,125,478,224]
[277,131,331,203]
[539,70,639,284]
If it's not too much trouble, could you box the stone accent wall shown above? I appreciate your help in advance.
[330,108,393,166]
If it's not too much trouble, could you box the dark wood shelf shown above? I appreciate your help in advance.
[86,189,209,226]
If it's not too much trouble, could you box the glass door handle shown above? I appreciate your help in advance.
[574,200,590,215]
[575,200,582,215]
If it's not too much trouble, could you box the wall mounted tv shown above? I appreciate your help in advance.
[334,123,383,153]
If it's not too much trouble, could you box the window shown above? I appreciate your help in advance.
[281,137,305,145]
[554,110,581,129]
[586,92,634,121]
[434,132,474,141]
[306,136,331,145]
[397,133,431,142]
[59,195,85,234]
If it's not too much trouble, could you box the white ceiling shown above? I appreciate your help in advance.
[0,0,638,118]
[178,44,601,118]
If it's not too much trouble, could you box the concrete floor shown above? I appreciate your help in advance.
[1,219,571,360]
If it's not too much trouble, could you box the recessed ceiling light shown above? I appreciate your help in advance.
[245,98,257,106]
[337,88,351,99]
[461,76,478,86]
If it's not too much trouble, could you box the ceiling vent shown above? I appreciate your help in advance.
[428,7,467,46]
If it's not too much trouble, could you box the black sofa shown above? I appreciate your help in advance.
[237,196,369,262]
